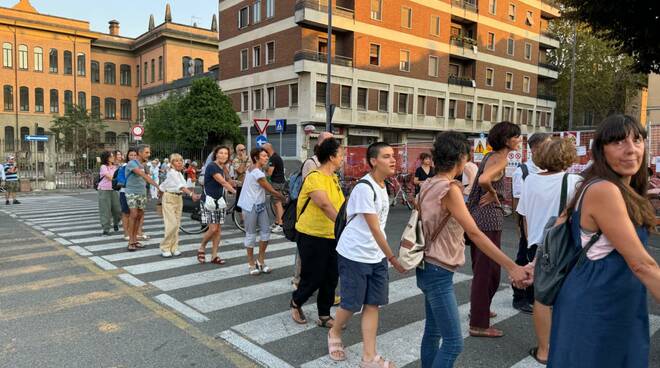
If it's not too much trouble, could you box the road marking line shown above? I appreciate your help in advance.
[46,216,186,232]
[30,213,161,226]
[217,330,295,368]
[0,250,66,263]
[41,230,54,236]
[0,273,109,294]
[16,209,99,220]
[186,277,294,313]
[117,273,147,287]
[54,238,72,245]
[80,228,245,249]
[0,291,121,322]
[154,294,209,323]
[69,245,92,256]
[89,256,118,270]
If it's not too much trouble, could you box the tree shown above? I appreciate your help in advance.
[560,0,660,73]
[143,77,243,150]
[549,18,646,130]
[50,104,107,153]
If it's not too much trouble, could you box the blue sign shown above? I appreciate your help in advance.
[255,135,268,148]
[275,119,286,133]
[479,132,485,140]
[24,135,49,142]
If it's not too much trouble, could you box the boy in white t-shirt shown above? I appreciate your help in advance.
[328,142,405,367]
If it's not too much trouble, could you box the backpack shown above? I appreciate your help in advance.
[520,163,529,180]
[282,169,318,242]
[334,179,377,241]
[111,166,124,191]
[288,158,315,201]
[93,171,101,190]
[534,178,601,306]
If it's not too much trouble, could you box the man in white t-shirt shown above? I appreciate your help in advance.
[327,142,405,365]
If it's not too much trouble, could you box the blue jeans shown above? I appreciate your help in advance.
[416,263,463,368]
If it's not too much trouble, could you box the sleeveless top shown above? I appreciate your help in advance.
[419,178,466,272]
[467,152,506,232]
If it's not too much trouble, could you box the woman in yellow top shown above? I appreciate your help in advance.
[290,138,345,327]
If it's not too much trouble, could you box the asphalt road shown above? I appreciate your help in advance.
[0,191,658,368]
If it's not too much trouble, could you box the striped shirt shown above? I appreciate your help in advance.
[3,162,18,181]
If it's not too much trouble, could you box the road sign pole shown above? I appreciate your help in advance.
[279,131,282,155]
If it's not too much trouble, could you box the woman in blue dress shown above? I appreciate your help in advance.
[548,115,660,367]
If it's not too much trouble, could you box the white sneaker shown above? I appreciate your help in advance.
[124,236,130,241]
[271,224,283,233]
[172,250,181,256]
[161,251,172,258]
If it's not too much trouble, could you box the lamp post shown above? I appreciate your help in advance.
[325,0,333,133]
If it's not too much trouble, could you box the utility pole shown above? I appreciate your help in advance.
[325,0,333,133]
[568,22,577,130]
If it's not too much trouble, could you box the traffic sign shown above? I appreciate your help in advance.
[255,135,268,148]
[479,132,485,140]
[275,119,286,133]
[131,125,144,137]
[24,135,48,142]
[253,118,270,135]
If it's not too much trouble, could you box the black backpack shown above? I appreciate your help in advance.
[334,179,377,241]
[282,171,319,242]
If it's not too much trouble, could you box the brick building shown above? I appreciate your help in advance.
[218,0,560,158]
[0,0,218,153]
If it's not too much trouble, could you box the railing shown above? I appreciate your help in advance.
[539,62,559,71]
[453,0,478,13]
[541,31,560,41]
[294,0,355,19]
[537,93,557,101]
[448,75,476,87]
[294,50,353,67]
[450,35,478,48]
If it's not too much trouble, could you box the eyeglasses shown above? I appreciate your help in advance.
[238,148,246,151]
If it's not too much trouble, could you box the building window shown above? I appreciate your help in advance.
[18,45,27,70]
[120,99,131,120]
[63,51,72,75]
[77,91,86,109]
[486,68,494,86]
[35,88,44,112]
[91,96,100,117]
[64,90,73,113]
[34,47,43,72]
[516,108,523,124]
[507,38,515,56]
[158,56,163,80]
[449,63,460,77]
[253,45,261,67]
[151,59,155,82]
[417,95,426,115]
[241,91,249,111]
[503,106,512,121]
[399,50,410,72]
[3,43,12,68]
[524,43,532,60]
[266,0,274,18]
[357,88,367,110]
[253,89,263,110]
[104,62,116,84]
[340,85,351,108]
[489,0,496,14]
[194,58,203,75]
[428,56,439,77]
[91,61,100,83]
[448,99,456,118]
[77,53,86,76]
[19,86,28,112]
[290,83,298,106]
[239,7,249,28]
[492,105,499,121]
[430,15,440,36]
[369,44,380,66]
[49,89,58,113]
[523,76,530,93]
[267,87,275,109]
[316,82,326,105]
[48,48,57,73]
[535,111,541,126]
[371,0,382,20]
[120,64,131,86]
[477,103,484,121]
[525,11,534,26]
[266,42,275,64]
[527,109,533,125]
[398,93,409,113]
[182,56,191,77]
[466,102,473,120]
[144,62,148,83]
[508,3,516,21]
[505,72,513,90]
[240,49,248,70]
[487,32,495,50]
[401,7,412,29]
[105,98,116,119]
[20,127,29,151]
[136,65,140,86]
[4,127,14,151]
[3,85,12,111]
[253,1,261,23]
[378,90,388,112]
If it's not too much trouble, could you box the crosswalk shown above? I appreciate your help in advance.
[2,194,659,368]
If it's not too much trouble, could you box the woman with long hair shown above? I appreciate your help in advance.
[548,115,660,367]
[97,151,121,236]
[198,146,236,265]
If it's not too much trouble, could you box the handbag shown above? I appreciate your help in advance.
[397,180,450,271]
[203,187,227,211]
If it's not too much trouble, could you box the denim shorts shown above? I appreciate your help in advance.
[338,254,389,312]
[119,192,129,214]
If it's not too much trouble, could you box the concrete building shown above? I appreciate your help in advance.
[0,0,218,154]
[218,0,560,158]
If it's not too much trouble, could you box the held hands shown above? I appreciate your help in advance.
[388,256,406,274]
[191,193,201,202]
[508,265,533,289]
[479,191,501,208]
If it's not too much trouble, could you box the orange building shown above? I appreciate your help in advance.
[0,0,218,153]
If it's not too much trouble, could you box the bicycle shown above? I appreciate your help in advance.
[385,173,414,210]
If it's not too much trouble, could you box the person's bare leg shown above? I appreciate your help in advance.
[274,202,283,225]
[361,305,379,362]
[128,208,139,245]
[211,227,221,259]
[328,307,353,360]
[246,247,255,267]
[257,240,267,264]
[122,213,129,236]
[533,301,552,361]
[137,212,145,237]
[199,224,217,253]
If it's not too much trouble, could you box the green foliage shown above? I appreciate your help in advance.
[144,77,243,150]
[49,104,107,153]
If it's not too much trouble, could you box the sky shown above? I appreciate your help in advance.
[1,0,218,38]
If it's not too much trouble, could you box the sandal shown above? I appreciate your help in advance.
[529,347,548,365]
[327,332,346,361]
[138,234,151,240]
[469,326,504,338]
[135,242,145,248]
[360,355,394,368]
[489,311,497,318]
[317,316,335,328]
[290,299,307,324]
[210,257,226,265]
[127,243,137,252]
[197,249,206,264]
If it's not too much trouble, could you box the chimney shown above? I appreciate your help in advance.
[108,20,120,36]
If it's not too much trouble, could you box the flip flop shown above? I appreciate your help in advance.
[327,333,346,361]
[529,347,548,365]
[469,326,504,338]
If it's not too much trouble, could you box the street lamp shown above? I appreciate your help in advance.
[325,0,333,133]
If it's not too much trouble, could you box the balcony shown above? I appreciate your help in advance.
[538,63,559,79]
[449,35,478,59]
[538,62,558,72]
[537,93,557,101]
[448,75,476,88]
[293,50,353,67]
[540,0,561,19]
[539,31,560,49]
[451,0,478,23]
[295,0,355,31]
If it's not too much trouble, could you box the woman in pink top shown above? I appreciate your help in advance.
[416,132,531,368]
[97,151,121,236]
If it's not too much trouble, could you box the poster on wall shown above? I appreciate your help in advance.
[561,131,581,147]
[473,138,492,162]
[506,140,525,177]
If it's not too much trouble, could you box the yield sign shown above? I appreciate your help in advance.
[253,118,270,135]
